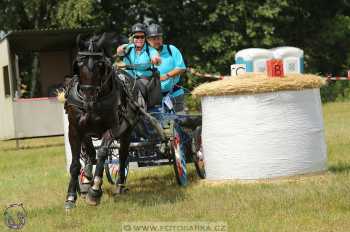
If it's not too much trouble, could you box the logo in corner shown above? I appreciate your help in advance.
[3,203,27,230]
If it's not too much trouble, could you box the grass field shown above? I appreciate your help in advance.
[1,102,350,232]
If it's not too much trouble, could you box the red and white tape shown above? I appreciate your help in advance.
[325,76,350,80]
[189,68,350,81]
[325,70,350,80]
[188,68,224,79]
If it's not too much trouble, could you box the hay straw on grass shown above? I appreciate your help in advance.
[192,73,325,97]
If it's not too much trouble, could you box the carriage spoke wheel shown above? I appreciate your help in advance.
[104,156,120,185]
[78,162,93,197]
[104,144,129,185]
[192,127,206,179]
[171,127,188,186]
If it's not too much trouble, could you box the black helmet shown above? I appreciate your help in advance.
[131,23,146,35]
[147,24,163,37]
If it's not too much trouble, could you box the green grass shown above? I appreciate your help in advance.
[1,102,350,231]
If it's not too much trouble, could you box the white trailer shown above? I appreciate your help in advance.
[0,28,95,140]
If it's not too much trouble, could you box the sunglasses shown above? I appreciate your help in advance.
[134,35,145,39]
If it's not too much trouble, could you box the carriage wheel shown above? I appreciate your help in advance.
[171,126,188,186]
[78,162,93,196]
[104,154,120,185]
[78,146,93,196]
[192,126,206,179]
[104,142,129,185]
[105,156,130,185]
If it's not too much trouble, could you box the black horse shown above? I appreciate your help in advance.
[64,33,145,209]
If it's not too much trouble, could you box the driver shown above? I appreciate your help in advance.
[146,23,187,113]
[116,23,161,79]
[116,23,162,111]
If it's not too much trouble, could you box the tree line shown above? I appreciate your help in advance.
[1,0,350,101]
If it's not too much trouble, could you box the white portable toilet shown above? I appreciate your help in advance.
[235,48,273,73]
[271,46,304,73]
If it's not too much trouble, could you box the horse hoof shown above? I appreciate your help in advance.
[86,188,102,206]
[113,185,129,196]
[64,200,76,210]
[86,194,101,206]
[80,193,87,199]
[79,183,92,195]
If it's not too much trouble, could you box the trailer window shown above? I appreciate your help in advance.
[3,65,10,97]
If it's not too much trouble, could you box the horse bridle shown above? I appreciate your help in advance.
[76,50,114,98]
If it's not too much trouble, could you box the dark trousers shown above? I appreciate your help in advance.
[170,94,185,113]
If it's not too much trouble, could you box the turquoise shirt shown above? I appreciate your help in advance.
[123,44,159,78]
[156,45,186,94]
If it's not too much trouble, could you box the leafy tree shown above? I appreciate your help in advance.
[55,0,106,28]
[0,0,59,30]
[1,0,350,101]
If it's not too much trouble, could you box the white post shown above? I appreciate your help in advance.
[63,108,72,173]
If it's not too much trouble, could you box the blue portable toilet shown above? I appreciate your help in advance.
[270,46,304,73]
[235,48,273,73]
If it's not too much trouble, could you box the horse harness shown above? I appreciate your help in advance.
[65,66,143,139]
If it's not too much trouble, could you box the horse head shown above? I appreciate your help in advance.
[75,33,114,108]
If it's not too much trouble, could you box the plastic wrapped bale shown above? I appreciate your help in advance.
[192,73,327,180]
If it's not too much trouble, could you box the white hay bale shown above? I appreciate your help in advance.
[194,75,327,180]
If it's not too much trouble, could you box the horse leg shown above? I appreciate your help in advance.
[86,130,113,206]
[114,128,132,195]
[65,126,82,210]
[79,136,96,197]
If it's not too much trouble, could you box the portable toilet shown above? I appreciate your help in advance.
[235,48,273,73]
[271,46,304,73]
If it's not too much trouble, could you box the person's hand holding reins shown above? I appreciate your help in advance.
[151,55,161,65]
[160,68,186,81]
[160,75,168,81]
[116,44,128,56]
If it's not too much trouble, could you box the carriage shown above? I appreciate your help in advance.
[63,33,207,208]
[76,66,206,189]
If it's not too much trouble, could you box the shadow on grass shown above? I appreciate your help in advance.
[104,166,201,207]
[0,136,64,151]
[2,143,64,151]
[328,162,350,173]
